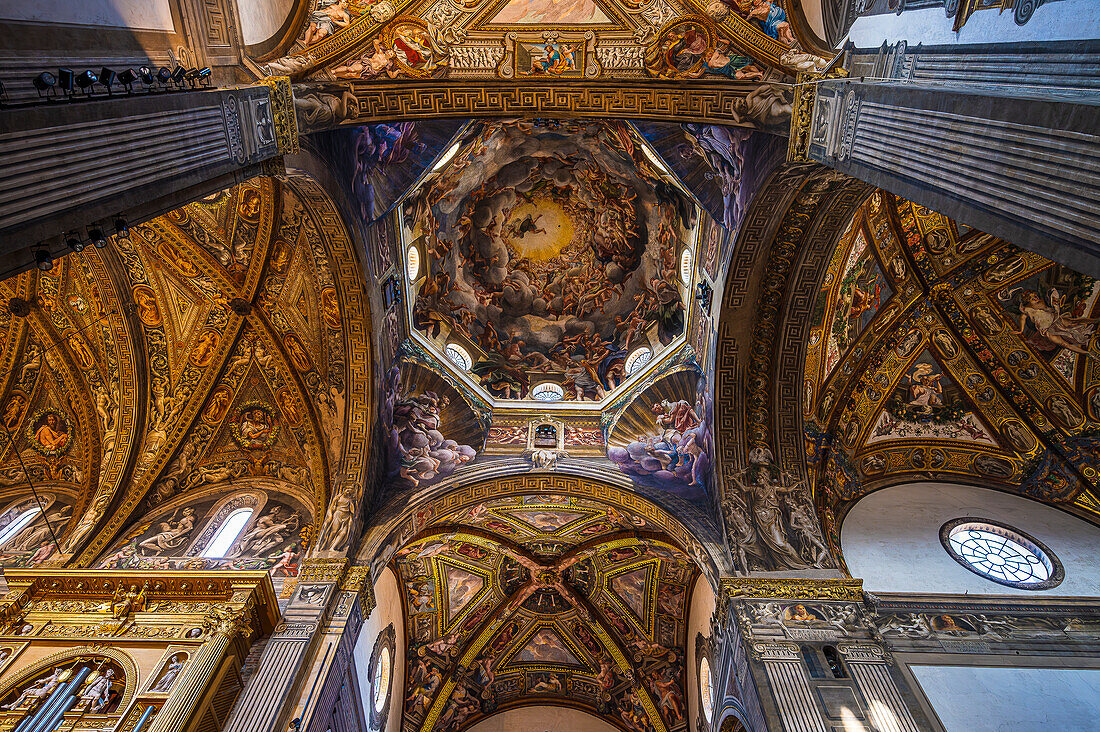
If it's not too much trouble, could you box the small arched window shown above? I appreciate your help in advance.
[202,508,253,558]
[0,507,41,548]
[822,645,847,678]
[801,645,826,679]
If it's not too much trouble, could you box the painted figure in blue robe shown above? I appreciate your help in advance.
[745,0,796,46]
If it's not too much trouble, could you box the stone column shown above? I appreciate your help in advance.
[222,560,361,732]
[146,606,253,732]
[754,642,828,732]
[792,76,1100,276]
[0,81,292,278]
[837,644,921,732]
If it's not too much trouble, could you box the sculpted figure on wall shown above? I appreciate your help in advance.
[724,448,833,572]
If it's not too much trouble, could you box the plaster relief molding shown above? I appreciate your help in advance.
[720,577,863,601]
[272,621,318,639]
[835,642,886,663]
[259,76,301,154]
[750,641,801,661]
[298,557,349,584]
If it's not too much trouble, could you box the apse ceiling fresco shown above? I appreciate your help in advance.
[402,119,696,404]
[805,191,1100,563]
[0,174,372,584]
[269,0,832,83]
[394,493,696,732]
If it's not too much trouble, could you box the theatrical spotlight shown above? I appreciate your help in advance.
[57,68,74,98]
[34,250,54,272]
[112,217,128,243]
[155,66,172,88]
[87,226,107,249]
[117,68,138,94]
[75,69,98,95]
[65,233,86,253]
[170,66,188,89]
[32,71,56,99]
[99,67,117,94]
[139,66,155,86]
[195,66,212,87]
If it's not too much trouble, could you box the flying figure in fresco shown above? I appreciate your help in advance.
[1014,289,1100,358]
[506,213,546,240]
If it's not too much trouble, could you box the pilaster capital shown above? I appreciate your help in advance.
[203,605,254,640]
[259,76,300,155]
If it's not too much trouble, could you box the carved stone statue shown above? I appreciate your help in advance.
[150,654,185,693]
[110,583,147,619]
[317,485,355,552]
[79,669,115,712]
[730,468,808,569]
[1,667,63,710]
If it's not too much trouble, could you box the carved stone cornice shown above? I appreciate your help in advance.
[339,565,376,616]
[787,73,817,163]
[294,80,790,135]
[260,76,300,155]
[720,577,864,602]
[0,570,280,638]
[298,558,348,584]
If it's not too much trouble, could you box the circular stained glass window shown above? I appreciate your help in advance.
[532,383,564,402]
[372,645,391,714]
[625,347,652,375]
[445,343,472,371]
[699,655,714,723]
[406,245,421,281]
[680,249,693,284]
[940,518,1063,590]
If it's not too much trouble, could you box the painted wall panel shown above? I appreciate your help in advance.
[910,665,1100,732]
[0,0,175,30]
[841,482,1100,595]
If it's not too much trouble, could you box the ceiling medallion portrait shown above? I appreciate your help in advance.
[402,119,697,404]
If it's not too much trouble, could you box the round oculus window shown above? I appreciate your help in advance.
[445,343,472,371]
[940,518,1063,590]
[372,645,391,714]
[699,655,714,723]
[680,249,693,284]
[532,382,564,401]
[624,347,652,375]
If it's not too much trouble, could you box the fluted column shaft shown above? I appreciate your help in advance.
[147,607,251,732]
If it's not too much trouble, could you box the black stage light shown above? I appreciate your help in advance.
[57,68,74,97]
[99,67,117,93]
[183,67,199,87]
[155,66,172,85]
[87,226,107,249]
[195,67,212,84]
[113,217,128,243]
[117,68,138,93]
[170,66,188,89]
[34,250,54,271]
[76,69,98,94]
[66,233,85,253]
[139,66,155,85]
[32,72,56,98]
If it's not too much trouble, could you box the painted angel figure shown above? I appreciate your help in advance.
[1015,288,1099,357]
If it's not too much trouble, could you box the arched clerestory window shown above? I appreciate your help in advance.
[0,506,41,549]
[201,508,253,558]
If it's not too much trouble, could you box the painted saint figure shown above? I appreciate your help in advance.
[1015,289,1099,357]
[33,412,70,452]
